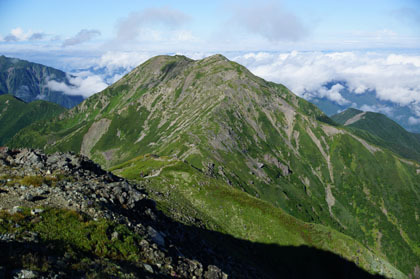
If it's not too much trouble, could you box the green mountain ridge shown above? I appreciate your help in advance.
[0,94,66,145]
[331,108,420,162]
[0,55,83,108]
[8,54,420,278]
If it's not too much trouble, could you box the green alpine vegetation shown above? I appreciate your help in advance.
[331,108,420,162]
[110,155,404,278]
[0,55,83,108]
[0,94,66,145]
[0,207,144,277]
[9,54,420,278]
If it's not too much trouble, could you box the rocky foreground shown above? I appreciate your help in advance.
[0,148,261,279]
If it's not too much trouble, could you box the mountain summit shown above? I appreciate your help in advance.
[9,54,420,278]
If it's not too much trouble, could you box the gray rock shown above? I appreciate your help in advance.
[30,208,44,215]
[11,269,38,279]
[279,163,292,176]
[20,193,35,201]
[111,231,119,241]
[0,233,16,241]
[147,226,165,247]
[143,264,154,274]
[9,206,23,214]
[204,265,227,279]
[35,188,48,195]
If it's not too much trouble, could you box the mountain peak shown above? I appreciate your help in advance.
[203,54,228,62]
[345,108,363,114]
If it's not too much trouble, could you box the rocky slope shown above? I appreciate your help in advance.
[0,148,389,279]
[0,148,243,278]
[0,55,83,108]
[331,108,420,162]
[8,54,420,278]
[0,94,66,145]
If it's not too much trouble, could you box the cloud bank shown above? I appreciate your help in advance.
[97,51,152,71]
[233,51,420,109]
[116,7,190,42]
[230,2,308,42]
[37,49,420,129]
[62,29,101,47]
[47,72,107,98]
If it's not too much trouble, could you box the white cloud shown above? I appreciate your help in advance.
[116,7,190,42]
[232,51,420,108]
[10,27,29,40]
[230,2,308,42]
[385,54,420,67]
[318,84,349,105]
[359,104,394,116]
[47,73,107,98]
[96,51,154,73]
[408,116,420,125]
[62,29,101,47]
[1,27,46,42]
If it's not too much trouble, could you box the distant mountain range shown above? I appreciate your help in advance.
[0,55,83,108]
[331,108,420,162]
[7,54,420,278]
[310,81,420,133]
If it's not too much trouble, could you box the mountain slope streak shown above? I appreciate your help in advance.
[9,55,420,278]
[0,55,83,108]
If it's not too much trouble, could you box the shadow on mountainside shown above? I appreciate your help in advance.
[114,198,387,279]
[0,238,167,279]
[0,221,386,279]
[166,226,385,279]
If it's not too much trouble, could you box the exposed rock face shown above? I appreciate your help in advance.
[0,148,263,278]
[80,118,112,156]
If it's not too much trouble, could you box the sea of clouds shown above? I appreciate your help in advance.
[44,50,420,125]
[232,51,420,107]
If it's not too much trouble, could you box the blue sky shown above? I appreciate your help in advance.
[1,0,419,53]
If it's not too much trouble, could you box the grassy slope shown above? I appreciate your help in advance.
[0,207,144,277]
[331,108,420,162]
[0,94,66,145]
[110,155,405,278]
[8,55,420,277]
